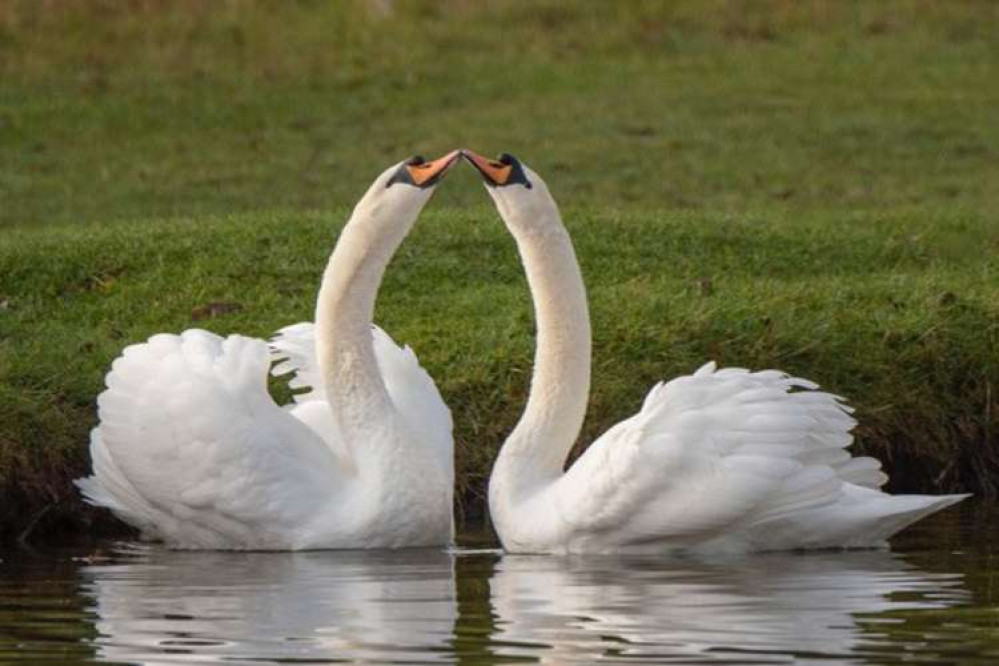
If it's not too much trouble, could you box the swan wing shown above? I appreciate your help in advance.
[76,330,345,549]
[270,323,452,472]
[269,322,327,404]
[556,362,888,547]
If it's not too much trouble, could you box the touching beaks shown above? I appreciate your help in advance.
[388,150,461,189]
[461,150,532,189]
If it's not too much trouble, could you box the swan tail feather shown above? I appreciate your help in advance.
[744,488,970,550]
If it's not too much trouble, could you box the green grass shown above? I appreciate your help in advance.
[2,207,997,537]
[2,0,998,226]
[1,0,998,539]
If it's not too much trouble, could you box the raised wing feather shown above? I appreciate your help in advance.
[270,323,452,473]
[556,362,881,546]
[269,322,326,404]
[77,330,344,549]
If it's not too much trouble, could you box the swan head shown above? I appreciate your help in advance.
[354,151,461,221]
[461,150,561,232]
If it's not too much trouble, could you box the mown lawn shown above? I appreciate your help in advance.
[1,0,997,538]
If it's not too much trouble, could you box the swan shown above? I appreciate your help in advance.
[76,152,460,550]
[462,149,968,555]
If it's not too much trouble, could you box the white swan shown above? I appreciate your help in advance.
[76,152,460,550]
[462,149,968,555]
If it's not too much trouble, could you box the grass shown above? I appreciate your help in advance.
[2,206,997,538]
[2,0,998,226]
[0,0,997,539]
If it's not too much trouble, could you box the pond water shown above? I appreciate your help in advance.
[1,503,996,665]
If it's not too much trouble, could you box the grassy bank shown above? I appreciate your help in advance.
[1,207,996,538]
[2,0,998,539]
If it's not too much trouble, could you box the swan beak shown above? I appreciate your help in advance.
[461,149,514,186]
[461,150,532,188]
[392,150,461,188]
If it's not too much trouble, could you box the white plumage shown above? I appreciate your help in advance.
[77,157,458,550]
[270,322,453,479]
[466,152,967,555]
[553,362,963,553]
[76,325,453,550]
[79,331,343,548]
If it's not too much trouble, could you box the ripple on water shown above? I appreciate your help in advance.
[0,504,995,664]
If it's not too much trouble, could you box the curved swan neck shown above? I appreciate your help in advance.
[501,213,592,479]
[315,200,414,439]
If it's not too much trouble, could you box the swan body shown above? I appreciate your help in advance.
[77,154,459,550]
[463,150,968,555]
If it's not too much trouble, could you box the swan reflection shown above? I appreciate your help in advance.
[80,545,971,663]
[490,550,968,663]
[81,547,456,664]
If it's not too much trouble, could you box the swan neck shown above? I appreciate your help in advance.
[502,217,592,478]
[315,202,410,438]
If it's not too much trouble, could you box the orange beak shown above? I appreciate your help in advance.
[401,150,461,187]
[461,149,516,186]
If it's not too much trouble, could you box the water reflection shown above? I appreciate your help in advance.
[489,551,969,663]
[57,536,982,664]
[82,548,456,664]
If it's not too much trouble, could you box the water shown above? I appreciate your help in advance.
[1,504,996,665]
